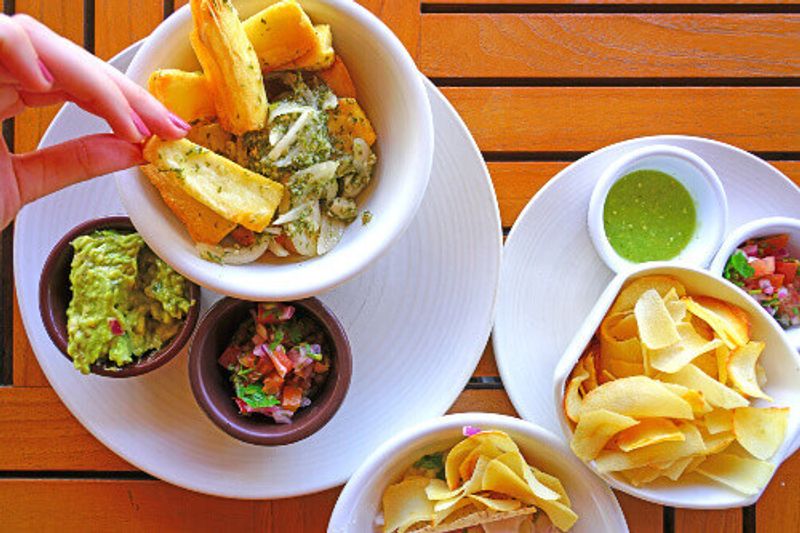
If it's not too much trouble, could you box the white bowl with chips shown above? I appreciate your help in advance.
[115,0,434,300]
[709,216,800,351]
[553,262,800,509]
[328,413,629,532]
[587,144,728,274]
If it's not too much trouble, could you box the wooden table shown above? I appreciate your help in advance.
[2,0,799,531]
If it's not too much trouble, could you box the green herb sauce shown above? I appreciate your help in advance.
[603,169,696,262]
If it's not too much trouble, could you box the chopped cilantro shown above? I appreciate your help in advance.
[413,452,446,480]
[724,250,755,282]
[236,383,280,408]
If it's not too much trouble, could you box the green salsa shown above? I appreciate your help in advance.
[66,230,192,374]
[603,169,696,263]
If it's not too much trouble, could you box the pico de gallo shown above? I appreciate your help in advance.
[723,233,800,329]
[218,302,331,423]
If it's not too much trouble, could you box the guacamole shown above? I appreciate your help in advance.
[66,230,192,374]
[603,169,696,263]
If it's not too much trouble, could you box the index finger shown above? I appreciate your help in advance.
[13,14,145,142]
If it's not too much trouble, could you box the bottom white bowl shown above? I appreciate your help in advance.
[328,412,628,532]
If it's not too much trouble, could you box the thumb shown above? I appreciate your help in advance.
[11,133,143,205]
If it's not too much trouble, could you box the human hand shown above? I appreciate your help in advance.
[0,13,191,229]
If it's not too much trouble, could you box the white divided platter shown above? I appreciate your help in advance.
[494,136,800,436]
[13,44,501,499]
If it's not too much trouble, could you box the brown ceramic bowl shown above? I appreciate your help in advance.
[189,297,352,446]
[39,216,201,377]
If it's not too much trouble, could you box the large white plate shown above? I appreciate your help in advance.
[494,136,800,434]
[14,44,502,499]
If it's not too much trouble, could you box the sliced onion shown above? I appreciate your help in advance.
[269,102,313,122]
[321,91,338,110]
[317,213,346,255]
[272,202,314,226]
[267,238,290,258]
[262,226,283,236]
[353,137,372,174]
[196,238,270,265]
[268,109,312,161]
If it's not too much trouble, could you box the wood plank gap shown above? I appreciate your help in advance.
[3,0,13,14]
[743,504,756,533]
[1,0,13,383]
[432,78,800,88]
[83,0,94,53]
[466,376,504,390]
[664,506,676,533]
[163,0,174,18]
[482,151,800,163]
[0,470,154,480]
[421,3,800,14]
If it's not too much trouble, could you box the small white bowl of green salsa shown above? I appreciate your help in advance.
[588,144,728,274]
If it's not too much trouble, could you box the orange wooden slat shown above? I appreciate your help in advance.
[675,509,742,533]
[428,0,800,4]
[474,342,499,376]
[756,448,800,532]
[490,160,800,228]
[615,491,664,533]
[0,383,512,470]
[442,87,800,153]
[357,0,421,59]
[13,0,83,154]
[95,0,165,60]
[421,14,800,79]
[0,479,339,533]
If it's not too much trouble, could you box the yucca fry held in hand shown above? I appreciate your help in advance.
[143,137,283,232]
[190,0,267,134]
[141,164,235,244]
[564,275,790,495]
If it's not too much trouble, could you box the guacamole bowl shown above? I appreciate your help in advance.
[188,296,351,446]
[39,216,201,378]
[114,0,434,300]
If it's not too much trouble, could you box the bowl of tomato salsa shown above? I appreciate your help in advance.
[710,217,800,350]
[188,297,351,445]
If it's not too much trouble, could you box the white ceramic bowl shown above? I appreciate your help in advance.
[553,263,800,509]
[709,216,800,351]
[587,145,728,274]
[115,0,434,300]
[328,413,629,533]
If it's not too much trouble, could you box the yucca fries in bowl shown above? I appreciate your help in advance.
[115,0,433,300]
[553,263,800,509]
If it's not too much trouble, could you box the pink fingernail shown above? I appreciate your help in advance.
[168,112,191,132]
[38,59,53,84]
[131,111,151,139]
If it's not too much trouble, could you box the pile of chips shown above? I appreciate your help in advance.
[565,276,789,495]
[381,430,578,532]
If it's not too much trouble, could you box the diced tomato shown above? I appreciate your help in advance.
[763,274,785,290]
[750,256,775,277]
[238,353,256,368]
[267,345,294,378]
[230,226,256,247]
[262,372,284,396]
[758,234,789,255]
[218,346,241,368]
[776,261,799,284]
[281,385,303,411]
[255,355,274,376]
[257,303,282,325]
[313,360,330,374]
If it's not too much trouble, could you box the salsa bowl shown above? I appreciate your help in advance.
[553,263,800,509]
[709,216,800,351]
[115,0,434,300]
[188,296,351,446]
[39,216,201,378]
